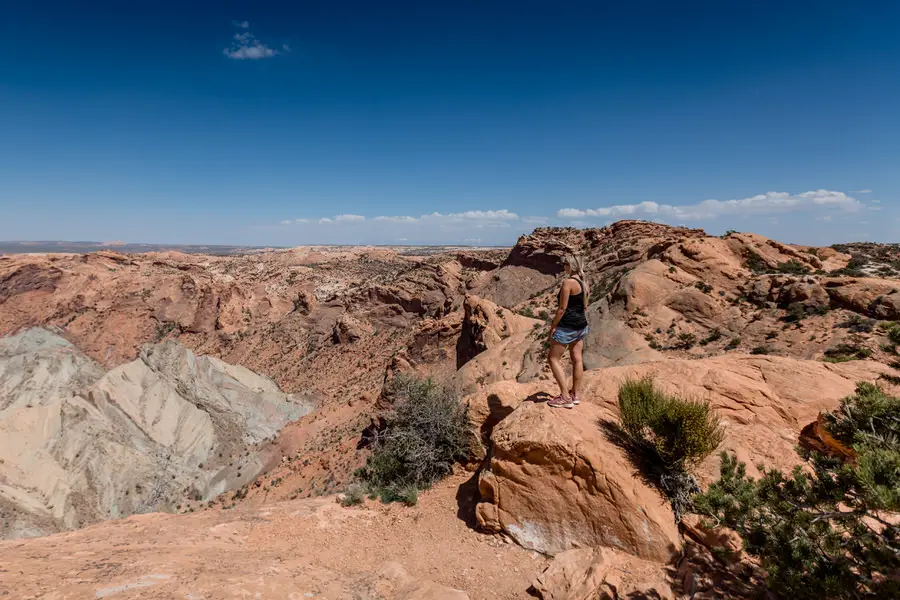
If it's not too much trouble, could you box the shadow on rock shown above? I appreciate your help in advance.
[455,467,483,531]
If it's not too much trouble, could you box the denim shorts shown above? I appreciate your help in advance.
[552,325,590,345]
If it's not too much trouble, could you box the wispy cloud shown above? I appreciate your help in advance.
[280,209,521,229]
[851,189,873,194]
[372,209,519,225]
[224,23,282,60]
[558,190,863,221]
[374,215,418,223]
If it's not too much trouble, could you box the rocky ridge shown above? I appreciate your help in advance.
[2,222,900,597]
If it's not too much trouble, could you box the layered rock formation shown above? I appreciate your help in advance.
[0,328,315,539]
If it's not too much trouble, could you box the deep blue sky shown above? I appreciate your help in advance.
[1,1,898,245]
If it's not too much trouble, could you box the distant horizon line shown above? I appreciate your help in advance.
[0,240,511,250]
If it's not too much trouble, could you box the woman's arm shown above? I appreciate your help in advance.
[549,281,571,335]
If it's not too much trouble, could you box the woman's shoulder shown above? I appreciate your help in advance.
[562,278,581,291]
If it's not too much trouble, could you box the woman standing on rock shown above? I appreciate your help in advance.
[548,254,589,408]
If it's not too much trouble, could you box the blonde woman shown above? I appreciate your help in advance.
[547,254,589,408]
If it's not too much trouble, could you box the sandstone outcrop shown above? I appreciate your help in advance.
[467,354,890,569]
[455,294,536,369]
[466,355,890,483]
[475,400,682,562]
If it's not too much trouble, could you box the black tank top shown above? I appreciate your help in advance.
[558,277,588,329]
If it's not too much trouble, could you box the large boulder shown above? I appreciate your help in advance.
[475,400,681,562]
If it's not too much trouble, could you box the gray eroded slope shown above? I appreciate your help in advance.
[0,328,316,539]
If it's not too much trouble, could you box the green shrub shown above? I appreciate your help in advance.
[776,259,811,275]
[878,373,900,386]
[823,344,872,363]
[699,328,722,346]
[783,302,829,323]
[617,378,724,519]
[745,251,769,274]
[829,255,868,278]
[694,281,713,294]
[676,332,697,349]
[750,346,770,355]
[356,375,473,504]
[846,314,876,333]
[693,382,900,599]
[725,337,741,350]
[619,378,724,468]
[885,322,900,347]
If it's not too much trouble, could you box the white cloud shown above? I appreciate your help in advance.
[371,209,519,225]
[233,20,250,29]
[374,215,418,223]
[281,208,521,230]
[224,29,280,60]
[282,43,291,52]
[852,189,872,194]
[442,209,519,221]
[558,190,862,221]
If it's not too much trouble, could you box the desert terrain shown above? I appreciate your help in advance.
[1,221,899,598]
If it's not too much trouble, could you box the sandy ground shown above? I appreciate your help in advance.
[0,474,548,599]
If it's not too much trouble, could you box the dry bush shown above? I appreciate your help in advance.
[356,375,474,504]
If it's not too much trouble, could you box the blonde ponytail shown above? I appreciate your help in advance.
[565,254,588,296]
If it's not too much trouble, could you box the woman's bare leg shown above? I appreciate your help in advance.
[548,340,568,397]
[569,339,584,398]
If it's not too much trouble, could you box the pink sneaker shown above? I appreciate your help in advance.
[548,394,574,409]
[569,389,580,405]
